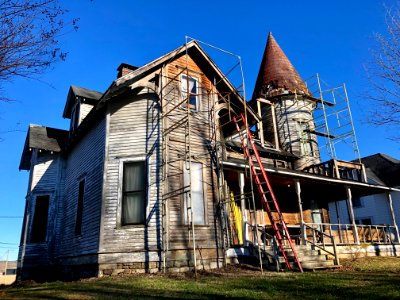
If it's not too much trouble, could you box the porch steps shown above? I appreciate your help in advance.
[287,246,340,270]
[259,245,340,271]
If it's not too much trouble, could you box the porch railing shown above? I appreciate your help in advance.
[305,223,398,245]
[303,223,340,265]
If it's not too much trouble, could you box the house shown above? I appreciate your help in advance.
[329,153,400,231]
[17,34,400,280]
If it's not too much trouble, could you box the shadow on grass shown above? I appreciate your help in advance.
[1,272,400,299]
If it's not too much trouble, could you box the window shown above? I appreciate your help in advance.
[183,162,205,225]
[297,121,313,156]
[181,74,199,111]
[30,195,49,243]
[352,197,362,208]
[355,218,372,225]
[75,179,85,235]
[122,161,146,225]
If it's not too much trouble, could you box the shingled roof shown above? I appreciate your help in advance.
[252,32,310,99]
[19,125,69,170]
[361,153,400,187]
[63,85,103,119]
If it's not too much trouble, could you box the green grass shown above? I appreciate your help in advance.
[1,257,400,299]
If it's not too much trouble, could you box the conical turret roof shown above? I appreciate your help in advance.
[252,33,309,99]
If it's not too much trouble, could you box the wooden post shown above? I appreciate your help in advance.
[256,100,265,146]
[271,103,280,150]
[346,186,359,244]
[361,164,367,183]
[333,160,340,179]
[387,192,400,243]
[239,172,247,245]
[294,180,306,245]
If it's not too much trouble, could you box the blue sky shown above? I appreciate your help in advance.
[0,1,398,260]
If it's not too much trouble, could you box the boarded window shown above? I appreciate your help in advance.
[30,195,49,243]
[75,179,85,235]
[122,161,146,225]
[181,75,198,111]
[183,162,205,225]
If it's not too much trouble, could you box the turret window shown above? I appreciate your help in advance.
[297,121,313,156]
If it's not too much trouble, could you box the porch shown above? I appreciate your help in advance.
[221,159,400,268]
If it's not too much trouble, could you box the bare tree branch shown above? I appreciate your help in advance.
[0,0,79,100]
[366,3,400,139]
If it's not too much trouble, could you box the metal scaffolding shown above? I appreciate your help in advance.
[158,37,248,274]
[304,73,361,162]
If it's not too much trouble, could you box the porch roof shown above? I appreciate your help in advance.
[221,158,400,202]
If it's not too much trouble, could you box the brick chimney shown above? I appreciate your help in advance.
[117,63,138,78]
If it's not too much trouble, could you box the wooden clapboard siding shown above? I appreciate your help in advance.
[101,91,162,254]
[31,151,61,193]
[79,103,94,125]
[163,56,221,255]
[275,97,320,169]
[56,118,106,258]
[20,149,63,268]
[260,96,320,170]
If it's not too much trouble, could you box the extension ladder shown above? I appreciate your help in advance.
[233,113,303,272]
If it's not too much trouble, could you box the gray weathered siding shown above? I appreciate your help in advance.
[56,118,106,259]
[100,92,162,258]
[18,150,63,273]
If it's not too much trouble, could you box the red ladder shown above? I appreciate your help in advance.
[233,113,303,272]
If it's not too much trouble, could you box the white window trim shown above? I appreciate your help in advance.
[180,74,200,112]
[117,156,150,228]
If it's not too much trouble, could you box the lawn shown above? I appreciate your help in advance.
[1,257,400,299]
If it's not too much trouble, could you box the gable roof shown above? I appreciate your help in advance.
[63,85,103,119]
[19,124,69,170]
[361,153,400,187]
[252,32,310,99]
[97,40,259,121]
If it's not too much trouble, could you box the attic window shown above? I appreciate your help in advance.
[181,74,199,111]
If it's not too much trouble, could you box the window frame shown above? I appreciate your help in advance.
[180,74,200,112]
[29,195,50,243]
[351,196,363,208]
[296,121,314,156]
[182,160,207,226]
[118,156,149,227]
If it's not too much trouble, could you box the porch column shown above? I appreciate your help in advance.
[387,192,400,243]
[294,180,306,245]
[239,172,247,245]
[346,186,359,244]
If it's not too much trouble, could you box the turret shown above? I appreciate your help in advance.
[252,33,320,169]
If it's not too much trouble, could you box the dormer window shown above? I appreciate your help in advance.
[70,100,80,133]
[181,74,199,111]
